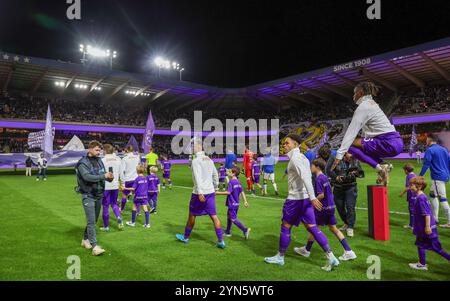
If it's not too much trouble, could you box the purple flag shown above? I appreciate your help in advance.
[409,125,417,157]
[43,104,54,161]
[142,110,155,154]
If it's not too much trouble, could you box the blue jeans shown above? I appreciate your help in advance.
[82,194,102,247]
[37,168,47,179]
[333,185,357,228]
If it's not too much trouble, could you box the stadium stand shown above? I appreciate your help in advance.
[1,37,450,160]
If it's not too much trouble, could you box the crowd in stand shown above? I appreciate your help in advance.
[0,93,354,128]
[1,84,449,155]
[393,84,450,115]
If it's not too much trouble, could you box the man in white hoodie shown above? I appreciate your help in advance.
[101,144,124,231]
[120,145,141,211]
[331,81,403,185]
[176,138,225,249]
[264,134,339,271]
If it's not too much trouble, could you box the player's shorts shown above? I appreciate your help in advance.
[314,207,337,226]
[263,172,275,182]
[189,193,217,216]
[361,131,404,160]
[430,180,448,201]
[282,199,316,226]
[102,189,119,206]
[147,192,158,201]
[122,181,134,196]
[219,177,226,183]
[415,235,443,251]
[253,175,260,184]
[227,207,239,220]
[133,196,148,205]
[163,172,171,179]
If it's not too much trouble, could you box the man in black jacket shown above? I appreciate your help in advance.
[25,156,33,176]
[76,140,113,256]
[325,152,364,238]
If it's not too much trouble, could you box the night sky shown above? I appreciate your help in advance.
[0,0,449,87]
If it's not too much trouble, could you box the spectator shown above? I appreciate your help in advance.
[325,152,364,238]
[25,156,33,176]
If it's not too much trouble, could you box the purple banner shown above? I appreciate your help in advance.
[0,120,277,137]
[392,113,450,125]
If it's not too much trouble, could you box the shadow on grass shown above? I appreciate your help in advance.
[239,234,280,257]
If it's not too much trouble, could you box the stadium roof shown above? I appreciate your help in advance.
[1,37,450,111]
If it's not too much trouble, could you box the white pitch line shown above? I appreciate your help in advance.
[172,185,410,216]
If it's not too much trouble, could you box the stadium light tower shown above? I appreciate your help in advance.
[179,68,185,81]
[79,44,118,69]
[154,57,171,78]
[154,56,183,79]
[171,62,185,81]
[105,49,118,70]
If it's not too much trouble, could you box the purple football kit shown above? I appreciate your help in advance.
[225,178,248,235]
[313,173,337,226]
[218,166,226,183]
[162,160,171,179]
[147,173,160,209]
[304,173,352,254]
[406,172,417,227]
[252,162,261,184]
[102,190,121,227]
[129,175,150,226]
[412,193,450,265]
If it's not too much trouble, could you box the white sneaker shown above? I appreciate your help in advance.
[244,228,251,240]
[379,164,391,186]
[264,253,285,266]
[225,233,232,237]
[409,262,428,270]
[43,178,47,181]
[36,178,39,182]
[339,224,348,231]
[294,246,311,258]
[143,224,151,228]
[126,221,135,227]
[322,254,340,272]
[346,228,354,237]
[100,227,110,232]
[81,239,92,249]
[339,250,357,261]
[92,245,105,256]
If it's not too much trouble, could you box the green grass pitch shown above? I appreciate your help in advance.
[0,160,449,281]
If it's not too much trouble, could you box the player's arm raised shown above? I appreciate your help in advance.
[333,106,368,170]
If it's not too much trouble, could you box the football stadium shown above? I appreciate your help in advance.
[0,1,449,289]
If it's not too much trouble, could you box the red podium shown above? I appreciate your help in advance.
[367,185,389,240]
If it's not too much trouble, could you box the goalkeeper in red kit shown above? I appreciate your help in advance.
[243,146,254,192]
